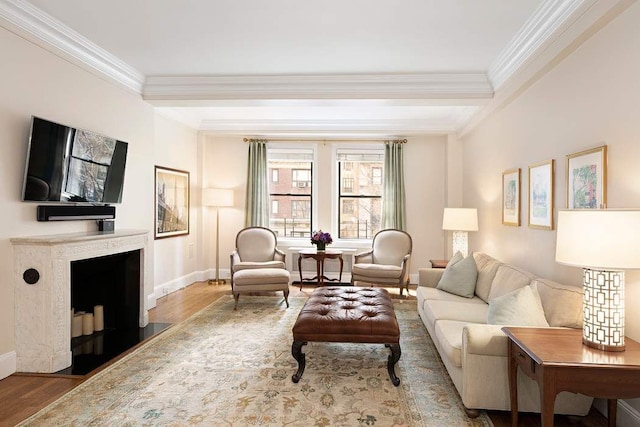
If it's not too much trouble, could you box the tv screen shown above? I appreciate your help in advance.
[22,117,128,203]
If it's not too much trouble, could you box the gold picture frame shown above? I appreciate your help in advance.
[155,166,190,239]
[502,168,520,226]
[528,159,555,230]
[566,145,607,209]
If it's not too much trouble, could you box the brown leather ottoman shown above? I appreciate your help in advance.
[291,286,401,386]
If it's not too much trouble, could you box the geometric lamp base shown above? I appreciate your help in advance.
[582,268,625,352]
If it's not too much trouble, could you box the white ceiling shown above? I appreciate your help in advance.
[1,0,629,137]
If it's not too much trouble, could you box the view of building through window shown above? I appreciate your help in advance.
[268,149,313,237]
[268,146,383,240]
[337,150,384,239]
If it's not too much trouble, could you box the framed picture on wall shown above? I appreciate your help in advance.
[155,166,190,239]
[502,168,520,226]
[566,145,607,209]
[528,159,555,230]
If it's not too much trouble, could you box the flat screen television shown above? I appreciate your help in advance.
[22,116,128,204]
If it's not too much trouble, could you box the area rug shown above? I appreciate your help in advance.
[20,296,492,426]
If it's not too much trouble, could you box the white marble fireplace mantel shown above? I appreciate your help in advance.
[11,229,150,373]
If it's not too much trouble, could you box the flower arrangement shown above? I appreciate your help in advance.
[311,230,332,250]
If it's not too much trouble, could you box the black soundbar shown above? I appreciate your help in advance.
[37,205,116,221]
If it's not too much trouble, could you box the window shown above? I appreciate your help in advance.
[337,149,384,239]
[292,169,311,188]
[271,169,279,182]
[372,167,382,185]
[268,148,313,237]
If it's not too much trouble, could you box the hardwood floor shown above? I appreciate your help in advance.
[0,282,607,426]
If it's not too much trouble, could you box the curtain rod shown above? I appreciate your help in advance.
[243,138,407,143]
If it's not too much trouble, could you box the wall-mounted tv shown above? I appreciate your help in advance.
[22,116,128,204]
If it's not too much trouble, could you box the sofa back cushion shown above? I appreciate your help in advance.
[436,254,478,298]
[488,264,535,301]
[472,252,503,303]
[532,279,584,328]
[487,285,550,327]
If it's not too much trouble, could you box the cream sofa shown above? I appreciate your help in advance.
[417,252,593,416]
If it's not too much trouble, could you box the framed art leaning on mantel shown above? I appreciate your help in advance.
[528,160,554,230]
[566,145,607,209]
[502,168,520,226]
[155,166,190,239]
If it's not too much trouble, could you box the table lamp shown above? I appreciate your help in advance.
[556,209,640,351]
[203,188,234,285]
[442,208,478,257]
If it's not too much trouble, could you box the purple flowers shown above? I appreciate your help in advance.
[311,230,333,245]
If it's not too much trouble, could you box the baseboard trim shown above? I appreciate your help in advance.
[0,351,17,380]
[154,272,199,298]
[594,398,640,427]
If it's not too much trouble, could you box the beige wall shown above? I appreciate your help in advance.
[461,4,640,420]
[202,135,448,278]
[0,26,199,377]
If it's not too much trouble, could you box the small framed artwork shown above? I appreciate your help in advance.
[502,168,520,226]
[528,159,555,230]
[566,145,607,209]
[155,166,190,239]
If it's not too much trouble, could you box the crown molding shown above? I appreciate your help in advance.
[488,0,592,91]
[142,73,493,101]
[0,0,145,93]
[463,0,634,136]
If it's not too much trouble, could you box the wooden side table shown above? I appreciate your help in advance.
[298,249,344,290]
[429,259,449,269]
[503,327,640,427]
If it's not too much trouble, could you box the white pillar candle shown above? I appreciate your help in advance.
[72,314,83,338]
[82,313,94,335]
[93,305,104,331]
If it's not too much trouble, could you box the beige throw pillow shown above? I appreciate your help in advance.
[487,285,549,327]
[436,253,478,298]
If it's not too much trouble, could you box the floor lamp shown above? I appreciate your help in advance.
[203,188,234,285]
[442,208,478,257]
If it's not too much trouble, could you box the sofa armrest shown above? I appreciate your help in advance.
[418,268,445,288]
[462,323,509,357]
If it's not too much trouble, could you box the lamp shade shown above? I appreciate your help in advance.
[556,209,640,270]
[442,208,478,231]
[202,188,234,207]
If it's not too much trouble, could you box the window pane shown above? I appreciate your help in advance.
[339,197,382,239]
[338,150,383,239]
[268,152,313,237]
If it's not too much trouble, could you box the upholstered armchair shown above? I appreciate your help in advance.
[351,229,412,295]
[230,226,290,310]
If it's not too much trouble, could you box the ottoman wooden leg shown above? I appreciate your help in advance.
[386,343,401,386]
[233,293,240,311]
[291,341,307,383]
[284,289,290,308]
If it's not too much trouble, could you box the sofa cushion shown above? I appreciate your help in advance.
[435,320,467,368]
[436,254,478,298]
[472,252,503,303]
[424,299,489,325]
[532,279,584,328]
[417,286,487,304]
[488,286,549,327]
[488,264,534,301]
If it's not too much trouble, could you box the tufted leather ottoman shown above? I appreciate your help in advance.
[291,286,401,386]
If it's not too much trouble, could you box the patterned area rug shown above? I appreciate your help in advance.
[21,296,492,426]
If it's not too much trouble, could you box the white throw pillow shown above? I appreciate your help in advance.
[436,253,478,298]
[487,285,549,327]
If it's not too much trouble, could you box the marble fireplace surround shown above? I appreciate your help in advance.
[11,230,150,373]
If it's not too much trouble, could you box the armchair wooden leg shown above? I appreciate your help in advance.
[233,293,240,310]
[283,290,290,308]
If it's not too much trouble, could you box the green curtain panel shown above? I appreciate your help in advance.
[244,139,269,227]
[382,141,407,230]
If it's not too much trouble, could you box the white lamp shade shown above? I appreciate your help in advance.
[202,188,234,207]
[556,209,640,270]
[442,208,478,231]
